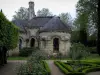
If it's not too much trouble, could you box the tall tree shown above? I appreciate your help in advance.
[59,13,73,30]
[59,13,72,25]
[74,13,88,46]
[13,7,29,20]
[0,10,19,65]
[37,8,53,16]
[76,0,98,54]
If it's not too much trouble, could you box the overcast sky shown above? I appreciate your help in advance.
[0,0,79,21]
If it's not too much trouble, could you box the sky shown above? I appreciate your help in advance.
[0,0,79,21]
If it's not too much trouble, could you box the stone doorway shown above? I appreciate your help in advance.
[19,39,22,49]
[53,38,59,52]
[30,38,35,47]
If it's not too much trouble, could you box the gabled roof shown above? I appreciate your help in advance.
[28,16,53,28]
[40,17,71,32]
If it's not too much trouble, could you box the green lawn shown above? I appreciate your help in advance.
[7,56,27,60]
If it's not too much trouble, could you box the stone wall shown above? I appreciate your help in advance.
[40,32,71,56]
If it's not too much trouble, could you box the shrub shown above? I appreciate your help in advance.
[54,61,85,75]
[54,61,69,74]
[67,72,85,75]
[69,43,89,60]
[87,47,97,54]
[42,61,51,75]
[82,67,100,73]
[58,61,73,72]
[17,49,49,75]
[19,47,38,57]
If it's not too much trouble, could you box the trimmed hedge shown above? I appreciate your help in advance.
[19,47,38,57]
[58,61,73,72]
[55,61,100,75]
[54,61,85,75]
[67,72,85,75]
[82,67,100,73]
[54,61,69,74]
[43,61,51,75]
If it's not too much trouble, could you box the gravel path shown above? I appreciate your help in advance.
[0,60,100,75]
[0,60,26,75]
[47,60,64,75]
[86,71,100,75]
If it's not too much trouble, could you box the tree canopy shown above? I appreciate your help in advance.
[13,7,29,20]
[37,8,53,16]
[0,11,19,49]
[75,0,98,54]
[59,13,73,28]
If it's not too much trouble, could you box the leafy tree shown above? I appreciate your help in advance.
[68,43,89,71]
[74,13,88,46]
[59,13,73,27]
[13,7,29,20]
[0,10,19,65]
[37,8,53,16]
[76,0,98,54]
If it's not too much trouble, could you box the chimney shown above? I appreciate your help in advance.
[28,1,35,20]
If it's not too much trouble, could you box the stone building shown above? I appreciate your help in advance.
[11,1,71,56]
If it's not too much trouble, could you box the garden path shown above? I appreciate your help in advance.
[47,60,65,75]
[86,71,100,75]
[0,60,100,75]
[0,60,26,75]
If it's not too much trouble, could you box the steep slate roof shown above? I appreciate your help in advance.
[40,17,71,32]
[27,16,53,28]
[12,19,28,31]
[12,16,71,33]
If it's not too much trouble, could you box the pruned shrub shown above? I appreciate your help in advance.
[19,47,38,57]
[17,49,50,75]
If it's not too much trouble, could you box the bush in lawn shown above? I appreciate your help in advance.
[68,43,90,71]
[87,47,97,54]
[17,49,49,75]
[19,47,38,57]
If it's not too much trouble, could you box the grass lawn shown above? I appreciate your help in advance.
[7,56,28,60]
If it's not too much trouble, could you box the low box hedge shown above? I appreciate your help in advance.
[54,61,69,74]
[67,72,85,75]
[58,61,73,72]
[19,47,38,57]
[82,67,100,73]
[43,61,51,75]
[54,61,100,75]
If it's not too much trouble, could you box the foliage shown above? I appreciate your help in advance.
[54,61,85,75]
[69,43,89,60]
[19,47,38,57]
[54,61,68,74]
[68,43,90,71]
[17,49,49,75]
[87,47,97,54]
[8,56,27,60]
[42,61,51,75]
[13,7,29,20]
[58,61,73,72]
[0,11,19,49]
[55,60,100,75]
[76,0,99,55]
[37,8,53,17]
[59,13,73,29]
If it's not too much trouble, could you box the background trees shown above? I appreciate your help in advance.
[13,7,29,20]
[75,0,98,54]
[0,10,19,65]
[37,8,53,17]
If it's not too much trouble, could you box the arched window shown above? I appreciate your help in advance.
[53,38,59,52]
[30,38,35,47]
[19,39,22,49]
